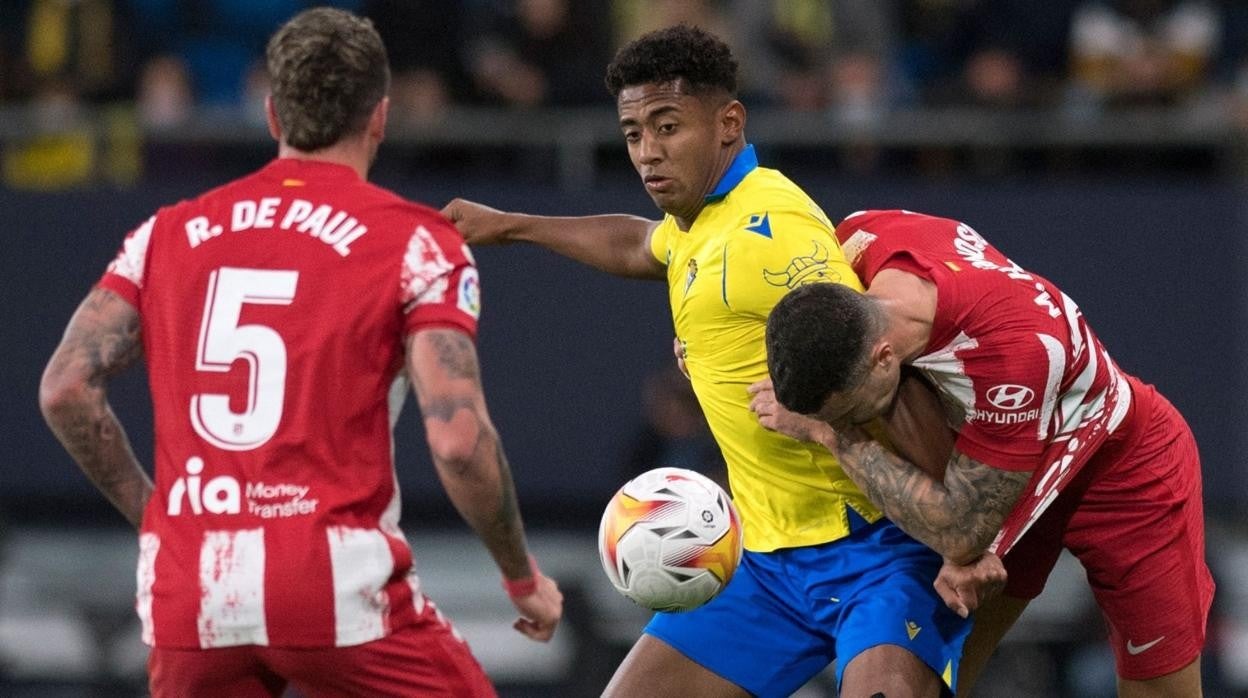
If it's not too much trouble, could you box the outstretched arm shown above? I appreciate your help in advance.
[442,198,665,279]
[39,288,152,528]
[406,328,562,641]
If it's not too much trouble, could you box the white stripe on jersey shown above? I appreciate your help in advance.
[1008,330,1130,553]
[380,473,404,541]
[327,526,395,646]
[913,331,979,424]
[1107,367,1133,432]
[136,533,160,645]
[198,528,268,648]
[385,372,425,627]
[408,572,425,615]
[388,372,409,431]
[384,374,421,606]
[1061,292,1084,359]
[1037,334,1066,441]
[1055,324,1105,442]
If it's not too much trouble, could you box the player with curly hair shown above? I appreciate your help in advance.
[444,25,974,698]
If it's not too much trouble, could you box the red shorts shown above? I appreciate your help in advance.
[1002,381,1214,680]
[148,598,496,697]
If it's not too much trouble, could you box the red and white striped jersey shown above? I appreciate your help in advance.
[99,158,481,649]
[836,210,1138,556]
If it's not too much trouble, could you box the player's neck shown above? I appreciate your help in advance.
[277,138,373,180]
[869,275,936,361]
[882,305,932,362]
[673,139,748,230]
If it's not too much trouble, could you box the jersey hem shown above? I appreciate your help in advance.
[142,616,417,651]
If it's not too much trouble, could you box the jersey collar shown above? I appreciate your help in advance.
[704,144,757,203]
[263,157,362,184]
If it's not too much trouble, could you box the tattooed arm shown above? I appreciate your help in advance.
[406,328,562,640]
[407,328,527,575]
[825,428,1031,565]
[39,288,152,528]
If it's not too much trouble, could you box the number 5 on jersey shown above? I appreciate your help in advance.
[191,267,299,451]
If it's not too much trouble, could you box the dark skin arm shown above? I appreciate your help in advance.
[406,328,562,641]
[441,198,666,280]
[39,288,152,528]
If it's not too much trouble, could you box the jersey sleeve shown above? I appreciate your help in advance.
[729,204,863,319]
[952,334,1055,472]
[838,208,963,293]
[400,218,480,338]
[838,209,928,278]
[835,209,887,274]
[97,214,157,308]
[648,217,672,266]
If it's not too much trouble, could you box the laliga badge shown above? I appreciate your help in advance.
[457,268,481,319]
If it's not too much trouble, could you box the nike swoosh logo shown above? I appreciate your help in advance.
[1126,636,1165,655]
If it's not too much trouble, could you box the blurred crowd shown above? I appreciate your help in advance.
[3,0,1248,127]
[4,0,1248,188]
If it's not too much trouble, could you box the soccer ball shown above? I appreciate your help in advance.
[598,467,743,612]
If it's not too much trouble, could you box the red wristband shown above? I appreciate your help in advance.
[502,556,540,599]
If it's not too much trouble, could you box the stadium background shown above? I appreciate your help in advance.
[1,1,1247,695]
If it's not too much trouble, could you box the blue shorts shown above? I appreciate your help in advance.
[644,515,971,697]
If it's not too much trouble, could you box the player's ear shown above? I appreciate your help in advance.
[265,95,282,142]
[719,99,745,146]
[871,339,895,375]
[368,96,389,143]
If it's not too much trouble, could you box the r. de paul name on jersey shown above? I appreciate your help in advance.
[185,197,369,257]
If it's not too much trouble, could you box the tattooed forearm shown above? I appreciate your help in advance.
[481,440,531,580]
[40,288,152,528]
[407,326,531,579]
[834,439,1031,564]
[420,395,478,424]
[424,409,531,578]
[428,330,480,381]
[50,405,152,528]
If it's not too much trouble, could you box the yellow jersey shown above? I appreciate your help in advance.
[648,145,882,552]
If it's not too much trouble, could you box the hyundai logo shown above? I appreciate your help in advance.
[986,384,1034,410]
